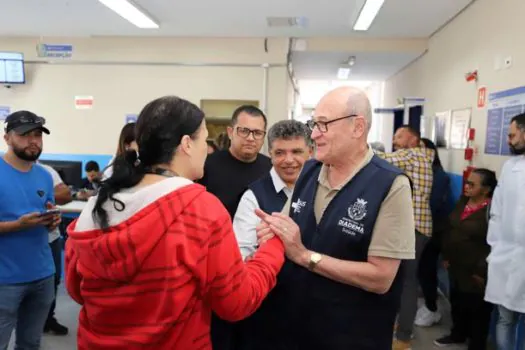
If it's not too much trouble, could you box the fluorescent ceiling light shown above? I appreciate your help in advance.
[337,68,351,80]
[353,0,385,31]
[98,0,159,29]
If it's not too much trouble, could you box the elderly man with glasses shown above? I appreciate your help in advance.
[255,87,415,350]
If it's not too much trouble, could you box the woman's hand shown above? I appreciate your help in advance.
[255,209,308,264]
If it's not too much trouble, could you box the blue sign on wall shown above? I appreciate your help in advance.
[36,44,73,58]
[0,106,10,121]
[126,114,137,124]
[484,86,525,155]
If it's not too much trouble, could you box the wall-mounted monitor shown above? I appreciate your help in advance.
[0,52,25,85]
[39,160,83,189]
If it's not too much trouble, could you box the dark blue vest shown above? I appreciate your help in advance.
[249,173,288,214]
[279,156,406,350]
[237,173,290,350]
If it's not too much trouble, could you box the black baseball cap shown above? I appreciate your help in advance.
[4,110,50,135]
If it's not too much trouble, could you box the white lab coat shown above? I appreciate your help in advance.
[485,155,525,313]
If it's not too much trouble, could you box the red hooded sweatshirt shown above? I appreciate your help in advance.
[66,177,284,350]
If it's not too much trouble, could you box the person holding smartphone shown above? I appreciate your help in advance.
[0,111,61,349]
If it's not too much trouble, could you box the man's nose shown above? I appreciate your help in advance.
[284,152,294,163]
[27,136,40,144]
[311,127,321,139]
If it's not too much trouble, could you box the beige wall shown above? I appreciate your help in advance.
[0,37,290,155]
[384,0,524,174]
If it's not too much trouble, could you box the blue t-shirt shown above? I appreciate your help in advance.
[0,158,55,284]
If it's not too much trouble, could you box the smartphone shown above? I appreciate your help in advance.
[39,208,61,217]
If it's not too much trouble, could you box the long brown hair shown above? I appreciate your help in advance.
[116,123,136,157]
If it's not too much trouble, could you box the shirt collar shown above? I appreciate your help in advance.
[318,147,375,190]
[270,167,288,194]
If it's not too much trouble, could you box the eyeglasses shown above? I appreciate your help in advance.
[236,127,266,140]
[306,115,358,133]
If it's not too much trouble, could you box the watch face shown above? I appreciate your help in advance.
[311,253,322,263]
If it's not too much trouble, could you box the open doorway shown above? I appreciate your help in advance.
[200,99,259,140]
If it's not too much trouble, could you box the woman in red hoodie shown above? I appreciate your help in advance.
[65,96,285,350]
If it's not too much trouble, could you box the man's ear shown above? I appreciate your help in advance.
[227,126,234,140]
[409,134,419,147]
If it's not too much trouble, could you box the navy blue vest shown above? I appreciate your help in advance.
[249,173,288,214]
[237,173,290,350]
[279,156,406,350]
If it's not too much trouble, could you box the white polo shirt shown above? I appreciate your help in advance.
[233,167,292,259]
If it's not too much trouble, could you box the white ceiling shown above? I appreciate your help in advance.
[293,51,420,81]
[0,0,473,37]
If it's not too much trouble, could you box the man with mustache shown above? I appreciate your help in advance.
[232,120,311,350]
[485,113,525,350]
[0,111,61,349]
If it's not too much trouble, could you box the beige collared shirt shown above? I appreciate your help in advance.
[283,148,415,260]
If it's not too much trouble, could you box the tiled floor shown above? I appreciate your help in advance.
[9,286,489,350]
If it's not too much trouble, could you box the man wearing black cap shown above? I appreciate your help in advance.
[0,111,61,349]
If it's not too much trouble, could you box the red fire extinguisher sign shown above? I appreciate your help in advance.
[478,87,487,108]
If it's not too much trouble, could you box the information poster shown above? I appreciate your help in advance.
[484,86,525,155]
[449,108,471,149]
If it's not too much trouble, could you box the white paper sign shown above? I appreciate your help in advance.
[75,96,93,110]
[449,108,471,149]
[434,110,452,148]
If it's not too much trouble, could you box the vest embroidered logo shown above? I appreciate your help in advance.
[291,198,306,214]
[348,198,368,221]
[338,198,368,236]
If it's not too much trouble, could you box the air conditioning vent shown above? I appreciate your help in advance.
[267,17,307,28]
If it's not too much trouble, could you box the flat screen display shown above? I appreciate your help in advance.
[0,52,25,84]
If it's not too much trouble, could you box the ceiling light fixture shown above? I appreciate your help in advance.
[353,0,385,31]
[97,0,159,29]
[337,67,351,80]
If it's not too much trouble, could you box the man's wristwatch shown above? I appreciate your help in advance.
[308,252,323,271]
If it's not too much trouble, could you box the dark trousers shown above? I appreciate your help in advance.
[46,238,62,323]
[211,314,236,350]
[396,232,428,341]
[449,280,493,350]
[418,235,440,312]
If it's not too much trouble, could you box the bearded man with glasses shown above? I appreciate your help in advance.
[199,105,272,350]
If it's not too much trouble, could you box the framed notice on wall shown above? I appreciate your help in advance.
[434,110,452,148]
[449,108,471,150]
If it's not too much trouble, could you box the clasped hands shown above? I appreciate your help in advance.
[254,209,308,264]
